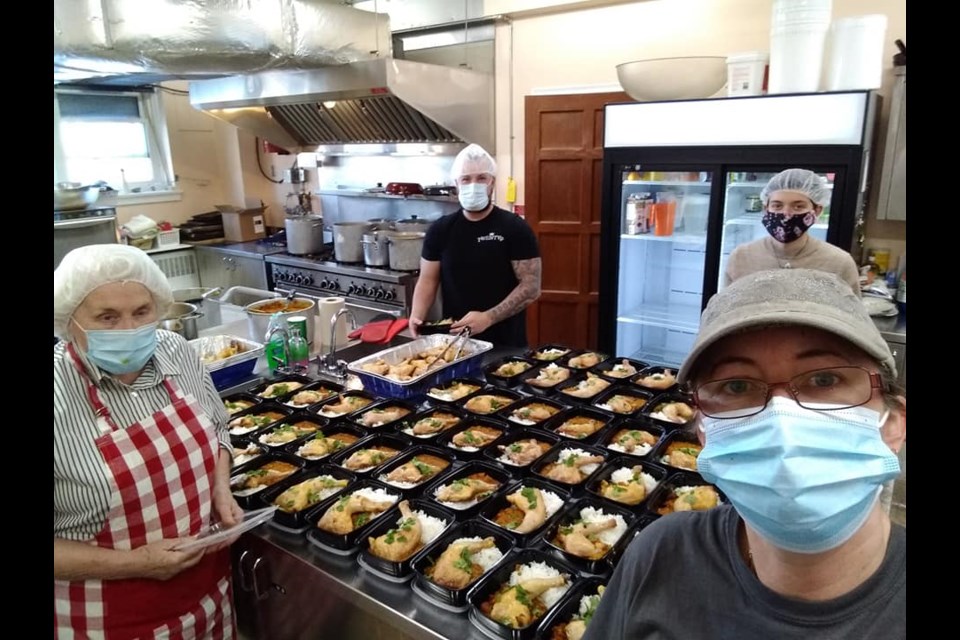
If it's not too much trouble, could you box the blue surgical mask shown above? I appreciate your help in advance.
[698,396,901,554]
[74,321,159,375]
[458,183,490,211]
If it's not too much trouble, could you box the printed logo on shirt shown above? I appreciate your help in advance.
[477,232,505,243]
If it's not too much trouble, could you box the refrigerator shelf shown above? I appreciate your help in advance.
[629,347,689,368]
[617,302,700,333]
[620,233,706,245]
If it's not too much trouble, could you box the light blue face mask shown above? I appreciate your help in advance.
[458,182,490,211]
[698,396,901,554]
[75,321,159,375]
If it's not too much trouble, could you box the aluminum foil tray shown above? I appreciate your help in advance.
[348,335,493,399]
[189,335,264,390]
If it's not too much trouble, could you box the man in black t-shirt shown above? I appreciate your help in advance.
[409,144,541,347]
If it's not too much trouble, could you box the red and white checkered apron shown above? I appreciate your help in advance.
[54,344,235,639]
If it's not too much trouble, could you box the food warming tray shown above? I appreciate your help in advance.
[348,334,494,399]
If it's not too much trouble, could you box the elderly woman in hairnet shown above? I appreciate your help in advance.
[722,168,861,296]
[53,245,241,638]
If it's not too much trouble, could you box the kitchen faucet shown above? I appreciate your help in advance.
[323,308,358,379]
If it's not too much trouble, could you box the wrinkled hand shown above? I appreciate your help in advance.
[451,311,492,336]
[213,483,244,528]
[408,316,424,338]
[133,539,206,581]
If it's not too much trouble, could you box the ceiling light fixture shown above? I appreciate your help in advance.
[322,101,337,109]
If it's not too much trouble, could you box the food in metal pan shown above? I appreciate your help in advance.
[404,412,462,437]
[493,486,562,534]
[342,446,400,471]
[554,416,606,439]
[296,432,360,460]
[230,461,298,496]
[428,380,481,402]
[539,448,604,484]
[567,352,602,369]
[599,465,658,506]
[319,394,373,417]
[259,421,319,446]
[286,387,338,408]
[463,394,515,414]
[434,473,501,508]
[548,586,606,640]
[493,360,532,377]
[426,536,502,590]
[595,394,647,414]
[381,454,450,487]
[224,398,255,415]
[648,401,695,424]
[359,405,412,427]
[232,443,262,466]
[198,340,248,364]
[449,424,502,451]
[480,562,571,629]
[496,439,551,466]
[635,369,677,390]
[508,402,560,425]
[250,299,312,314]
[553,507,627,560]
[360,344,474,381]
[258,381,304,398]
[656,485,720,515]
[604,359,638,379]
[316,487,397,534]
[607,428,659,455]
[275,475,349,513]
[560,374,611,399]
[368,501,449,563]
[525,363,571,388]
[228,411,285,436]
[659,441,702,470]
[532,347,570,361]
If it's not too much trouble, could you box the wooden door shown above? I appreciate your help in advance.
[525,91,631,349]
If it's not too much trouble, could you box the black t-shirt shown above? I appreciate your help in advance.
[421,207,540,347]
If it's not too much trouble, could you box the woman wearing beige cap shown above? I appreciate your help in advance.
[53,244,241,638]
[723,168,862,296]
[583,269,905,639]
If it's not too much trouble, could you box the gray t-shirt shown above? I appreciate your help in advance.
[582,504,905,640]
[723,235,862,296]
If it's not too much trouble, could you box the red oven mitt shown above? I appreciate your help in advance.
[380,318,409,343]
[348,319,394,343]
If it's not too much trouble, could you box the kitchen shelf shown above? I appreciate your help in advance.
[617,301,701,333]
[629,346,689,368]
[723,212,827,229]
[621,233,706,245]
[623,180,712,188]
[316,189,457,203]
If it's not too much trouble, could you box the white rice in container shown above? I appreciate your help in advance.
[379,475,419,489]
[610,466,658,494]
[313,476,348,502]
[452,536,504,573]
[529,487,564,518]
[507,562,570,609]
[350,487,400,512]
[675,485,723,505]
[577,506,627,546]
[607,440,652,455]
[579,591,602,617]
[509,416,538,426]
[401,510,449,545]
[557,448,602,475]
[448,441,479,452]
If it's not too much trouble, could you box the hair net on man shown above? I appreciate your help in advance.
[54,244,173,339]
[760,168,831,207]
[450,143,497,182]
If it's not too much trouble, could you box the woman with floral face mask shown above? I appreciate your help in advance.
[53,244,242,639]
[722,168,862,296]
[409,143,542,346]
[582,269,905,640]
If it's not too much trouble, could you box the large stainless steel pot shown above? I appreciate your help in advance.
[333,222,373,263]
[394,215,434,233]
[361,230,390,267]
[385,231,425,272]
[161,302,202,340]
[244,297,317,344]
[285,215,326,255]
[172,287,222,330]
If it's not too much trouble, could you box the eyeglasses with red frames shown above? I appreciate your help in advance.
[693,366,884,419]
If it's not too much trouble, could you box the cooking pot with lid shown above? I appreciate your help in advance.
[332,222,373,263]
[394,215,434,233]
[361,230,390,267]
[285,215,326,255]
[385,231,426,272]
[244,297,317,344]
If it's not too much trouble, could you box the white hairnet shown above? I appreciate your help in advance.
[54,244,173,339]
[450,143,497,181]
[761,168,831,207]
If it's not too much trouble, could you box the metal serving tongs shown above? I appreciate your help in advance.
[431,327,472,370]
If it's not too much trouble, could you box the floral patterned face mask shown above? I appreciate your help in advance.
[761,210,818,243]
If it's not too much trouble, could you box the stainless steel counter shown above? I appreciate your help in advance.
[190,240,287,259]
[871,314,906,345]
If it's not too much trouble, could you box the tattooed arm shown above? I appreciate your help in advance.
[450,257,542,335]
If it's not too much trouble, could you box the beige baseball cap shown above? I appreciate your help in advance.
[678,269,895,384]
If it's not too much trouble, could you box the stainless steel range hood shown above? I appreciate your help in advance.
[189,58,494,152]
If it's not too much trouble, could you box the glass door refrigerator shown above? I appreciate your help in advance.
[598,90,878,367]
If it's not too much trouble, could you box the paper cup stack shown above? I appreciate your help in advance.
[767,0,833,94]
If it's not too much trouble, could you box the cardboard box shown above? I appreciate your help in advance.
[216,205,267,242]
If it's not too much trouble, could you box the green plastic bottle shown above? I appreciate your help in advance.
[265,313,288,372]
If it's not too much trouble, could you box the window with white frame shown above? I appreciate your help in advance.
[53,87,176,193]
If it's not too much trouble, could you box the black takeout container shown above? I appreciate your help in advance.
[477,477,572,546]
[529,442,609,494]
[499,396,567,429]
[435,416,510,461]
[397,405,469,442]
[540,407,616,444]
[563,350,608,371]
[418,319,455,335]
[641,393,697,430]
[484,356,540,389]
[517,362,576,397]
[410,519,517,613]
[356,498,458,583]
[304,478,402,556]
[645,471,726,518]
[263,464,357,533]
[249,374,316,401]
[458,388,524,417]
[536,577,608,640]
[253,411,329,450]
[227,403,294,444]
[424,377,488,406]
[286,422,369,465]
[229,451,306,509]
[372,445,457,498]
[553,372,615,405]
[350,398,420,431]
[649,430,704,475]
[535,497,637,577]
[599,419,665,459]
[481,428,561,477]
[584,456,670,514]
[589,356,649,382]
[230,442,268,473]
[422,460,512,520]
[329,432,413,477]
[466,548,580,640]
[630,365,681,394]
[222,392,263,416]
[590,386,656,419]
[524,343,574,363]
[311,389,381,419]
[279,380,345,410]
